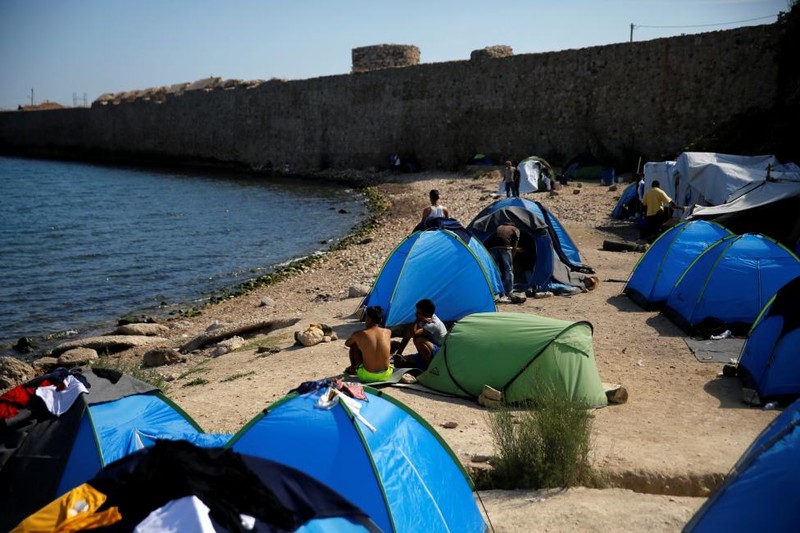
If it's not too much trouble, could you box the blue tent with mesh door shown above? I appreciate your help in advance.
[684,397,800,532]
[0,368,229,531]
[468,197,595,294]
[736,275,800,405]
[624,220,733,310]
[663,234,800,336]
[361,229,502,327]
[227,386,487,533]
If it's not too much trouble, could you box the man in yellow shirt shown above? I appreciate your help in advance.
[640,180,678,241]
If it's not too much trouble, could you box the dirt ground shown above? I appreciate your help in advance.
[111,169,777,532]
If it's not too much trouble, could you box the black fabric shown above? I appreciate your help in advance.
[89,440,377,532]
[768,275,800,337]
[0,394,88,532]
[412,217,473,243]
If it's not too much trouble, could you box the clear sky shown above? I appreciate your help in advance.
[0,0,791,110]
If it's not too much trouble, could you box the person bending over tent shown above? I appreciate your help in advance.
[419,189,450,227]
[344,305,393,383]
[641,180,680,242]
[486,223,521,302]
[392,299,448,370]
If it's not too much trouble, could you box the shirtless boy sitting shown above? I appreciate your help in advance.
[344,305,393,383]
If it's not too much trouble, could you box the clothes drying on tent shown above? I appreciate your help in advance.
[418,312,608,406]
[14,439,379,532]
[684,397,800,532]
[468,197,595,295]
[360,229,502,327]
[736,275,800,406]
[663,234,800,337]
[624,220,733,310]
[0,368,229,532]
[227,386,487,533]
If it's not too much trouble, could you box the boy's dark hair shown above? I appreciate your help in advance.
[652,180,661,188]
[365,306,384,324]
[416,298,435,318]
[429,189,440,202]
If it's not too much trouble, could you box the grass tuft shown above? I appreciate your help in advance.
[487,386,600,489]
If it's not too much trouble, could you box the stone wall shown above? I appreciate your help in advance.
[0,23,783,172]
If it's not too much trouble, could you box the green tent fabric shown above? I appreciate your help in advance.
[418,312,608,406]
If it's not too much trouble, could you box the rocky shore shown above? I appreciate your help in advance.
[2,168,779,531]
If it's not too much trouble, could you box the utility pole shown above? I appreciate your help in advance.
[630,23,635,42]
[29,88,34,106]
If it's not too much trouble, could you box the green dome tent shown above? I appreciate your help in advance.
[418,312,608,406]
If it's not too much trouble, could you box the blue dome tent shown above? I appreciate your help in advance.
[0,368,229,532]
[361,229,501,327]
[684,397,800,532]
[664,234,800,336]
[624,221,733,309]
[227,387,487,533]
[468,197,595,294]
[737,275,800,405]
[611,181,640,219]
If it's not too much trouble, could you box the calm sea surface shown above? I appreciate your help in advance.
[0,156,366,347]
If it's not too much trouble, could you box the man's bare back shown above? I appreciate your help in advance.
[346,324,391,373]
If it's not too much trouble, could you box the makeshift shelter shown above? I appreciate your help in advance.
[15,440,379,532]
[684,397,800,532]
[663,234,800,336]
[470,153,494,166]
[418,312,608,406]
[497,156,556,195]
[228,386,486,533]
[361,229,502,327]
[736,275,800,405]
[468,197,595,294]
[624,220,733,310]
[689,176,800,249]
[563,149,604,180]
[0,368,229,531]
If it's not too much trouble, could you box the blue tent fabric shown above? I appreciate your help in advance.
[611,182,639,219]
[362,230,500,327]
[737,275,800,404]
[624,221,733,309]
[228,387,486,533]
[684,398,800,532]
[664,234,800,336]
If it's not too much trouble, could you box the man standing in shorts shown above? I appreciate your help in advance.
[344,306,393,383]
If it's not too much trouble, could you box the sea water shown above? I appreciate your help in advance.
[0,156,366,348]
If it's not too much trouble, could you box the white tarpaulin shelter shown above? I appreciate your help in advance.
[675,152,780,210]
[497,156,552,195]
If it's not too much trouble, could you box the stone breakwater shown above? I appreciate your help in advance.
[0,23,786,173]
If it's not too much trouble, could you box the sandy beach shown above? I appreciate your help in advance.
[100,169,777,531]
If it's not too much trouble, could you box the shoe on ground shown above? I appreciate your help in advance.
[496,295,512,303]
